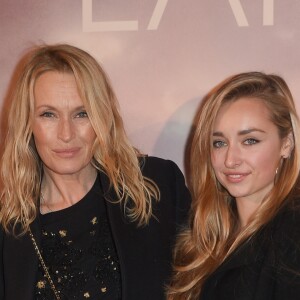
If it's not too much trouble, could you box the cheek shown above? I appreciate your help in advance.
[81,126,97,147]
[252,143,280,167]
[253,152,279,175]
[210,151,222,172]
[210,152,222,183]
[31,133,50,163]
[32,125,49,147]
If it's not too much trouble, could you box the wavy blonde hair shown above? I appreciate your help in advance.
[0,44,159,235]
[168,72,300,299]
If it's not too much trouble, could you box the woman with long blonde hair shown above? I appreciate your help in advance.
[0,44,190,300]
[168,72,300,299]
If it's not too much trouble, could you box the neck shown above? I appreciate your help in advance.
[236,197,261,227]
[40,165,97,212]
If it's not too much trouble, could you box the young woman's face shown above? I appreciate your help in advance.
[32,71,97,178]
[211,98,291,204]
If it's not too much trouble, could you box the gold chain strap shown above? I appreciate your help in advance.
[28,228,61,300]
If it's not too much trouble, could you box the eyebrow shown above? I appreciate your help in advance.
[35,105,86,111]
[212,128,266,137]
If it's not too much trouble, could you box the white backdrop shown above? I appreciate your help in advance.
[1,0,300,172]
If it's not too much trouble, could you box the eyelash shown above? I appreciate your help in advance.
[76,111,88,118]
[39,111,88,118]
[40,112,55,118]
[212,140,226,148]
[212,138,260,148]
[244,138,259,145]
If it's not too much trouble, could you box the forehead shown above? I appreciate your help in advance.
[33,71,83,106]
[214,97,274,129]
[34,71,76,89]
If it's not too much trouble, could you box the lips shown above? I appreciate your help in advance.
[53,148,80,158]
[224,172,250,183]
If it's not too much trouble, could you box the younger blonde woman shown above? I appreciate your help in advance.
[168,72,300,299]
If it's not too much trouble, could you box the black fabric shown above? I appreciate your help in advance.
[35,175,121,299]
[0,156,191,300]
[200,199,300,300]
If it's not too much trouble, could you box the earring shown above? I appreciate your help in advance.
[275,157,284,182]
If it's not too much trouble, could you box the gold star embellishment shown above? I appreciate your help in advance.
[91,217,98,225]
[83,292,90,298]
[36,280,46,289]
[59,230,67,237]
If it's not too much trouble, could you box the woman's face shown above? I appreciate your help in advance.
[211,97,291,204]
[32,71,97,178]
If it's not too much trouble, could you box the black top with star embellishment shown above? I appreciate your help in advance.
[35,176,122,300]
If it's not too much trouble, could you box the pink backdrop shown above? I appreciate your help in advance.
[1,0,300,172]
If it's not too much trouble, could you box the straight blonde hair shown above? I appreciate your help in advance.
[168,72,300,299]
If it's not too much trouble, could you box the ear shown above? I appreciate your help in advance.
[281,132,294,158]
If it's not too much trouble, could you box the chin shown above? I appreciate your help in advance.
[47,165,88,176]
[225,189,249,199]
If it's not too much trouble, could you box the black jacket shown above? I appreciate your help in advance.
[200,199,300,300]
[0,157,191,300]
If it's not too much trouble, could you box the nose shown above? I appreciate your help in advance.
[225,145,242,168]
[58,118,74,142]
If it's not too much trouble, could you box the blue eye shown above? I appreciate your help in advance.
[213,140,226,148]
[244,138,259,145]
[76,111,88,118]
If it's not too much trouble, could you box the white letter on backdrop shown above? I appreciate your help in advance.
[228,0,249,27]
[82,0,138,32]
[263,0,274,26]
[147,0,169,30]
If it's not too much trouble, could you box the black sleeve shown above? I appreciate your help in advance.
[0,227,4,300]
[141,156,191,231]
[273,207,300,299]
[168,159,191,232]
